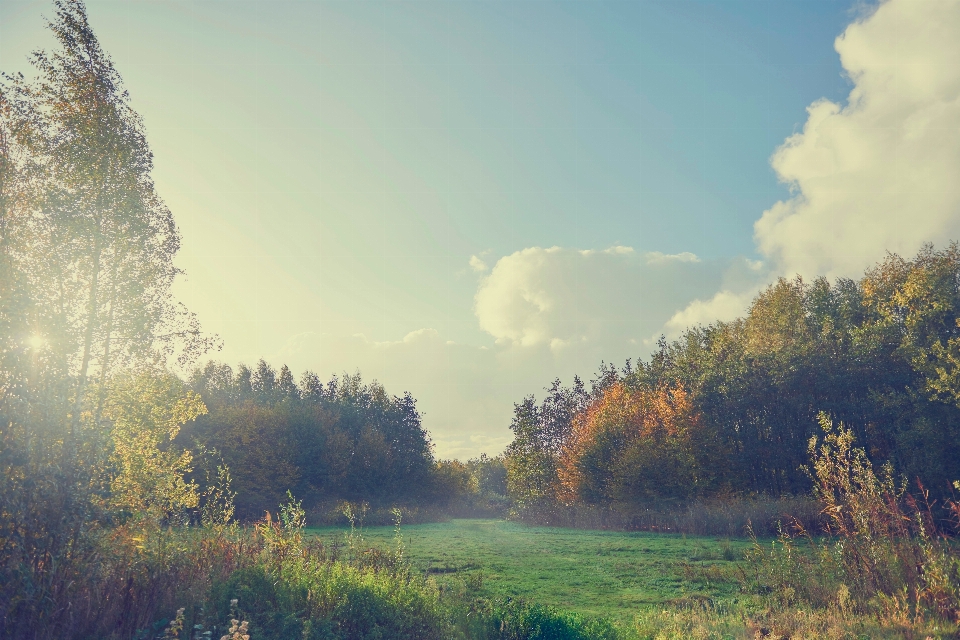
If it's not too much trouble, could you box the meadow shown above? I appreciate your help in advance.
[309,519,752,625]
[4,4,960,638]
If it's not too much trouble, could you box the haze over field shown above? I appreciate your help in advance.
[3,0,958,458]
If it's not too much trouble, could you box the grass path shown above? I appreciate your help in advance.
[308,519,751,624]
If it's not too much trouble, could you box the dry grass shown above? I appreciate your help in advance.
[743,417,960,631]
[634,602,959,639]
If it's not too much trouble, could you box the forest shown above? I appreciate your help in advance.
[181,245,960,530]
[506,248,960,523]
[2,2,959,639]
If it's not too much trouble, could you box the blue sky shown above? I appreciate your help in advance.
[4,0,959,457]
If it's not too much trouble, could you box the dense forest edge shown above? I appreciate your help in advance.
[183,236,960,536]
[2,1,960,638]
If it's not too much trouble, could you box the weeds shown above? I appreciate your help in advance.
[4,418,959,639]
[392,507,405,566]
[746,414,960,626]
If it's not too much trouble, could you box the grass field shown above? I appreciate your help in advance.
[308,518,752,625]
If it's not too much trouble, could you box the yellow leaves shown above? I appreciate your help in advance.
[131,534,147,551]
[744,277,810,357]
[104,371,206,443]
[102,370,207,521]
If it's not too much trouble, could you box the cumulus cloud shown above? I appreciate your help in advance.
[268,247,752,458]
[755,0,960,279]
[236,0,960,460]
[473,246,726,350]
[662,289,758,338]
[263,244,768,458]
[663,0,960,334]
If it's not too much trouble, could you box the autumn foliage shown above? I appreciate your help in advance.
[557,382,711,509]
[508,244,960,527]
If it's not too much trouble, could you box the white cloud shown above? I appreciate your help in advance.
[663,289,758,339]
[198,0,960,461]
[262,245,762,459]
[664,0,960,337]
[590,245,635,256]
[755,0,960,280]
[474,246,724,350]
[645,251,701,265]
[469,255,489,273]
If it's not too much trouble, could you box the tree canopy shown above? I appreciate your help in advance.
[183,361,437,519]
[505,245,960,519]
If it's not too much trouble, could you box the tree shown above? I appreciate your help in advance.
[18,0,213,435]
[102,370,206,523]
[557,382,710,509]
[182,362,437,517]
[1,6,220,630]
[0,84,36,414]
[277,364,298,399]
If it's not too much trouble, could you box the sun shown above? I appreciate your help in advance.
[27,335,45,349]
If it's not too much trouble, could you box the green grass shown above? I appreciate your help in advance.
[308,519,751,626]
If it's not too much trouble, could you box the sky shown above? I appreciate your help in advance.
[3,0,960,459]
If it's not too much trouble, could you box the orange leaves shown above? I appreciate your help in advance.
[557,382,703,506]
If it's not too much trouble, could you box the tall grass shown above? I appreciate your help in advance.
[5,417,959,638]
[1,485,416,639]
[0,490,631,640]
[746,415,960,626]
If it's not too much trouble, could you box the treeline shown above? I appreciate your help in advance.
[184,359,508,520]
[506,245,960,522]
[185,360,469,519]
[0,1,234,633]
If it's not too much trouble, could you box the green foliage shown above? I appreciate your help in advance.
[0,3,217,634]
[558,383,713,511]
[184,364,436,519]
[428,455,510,517]
[200,461,236,527]
[211,561,449,640]
[481,599,622,640]
[257,491,307,567]
[506,380,589,521]
[506,244,960,519]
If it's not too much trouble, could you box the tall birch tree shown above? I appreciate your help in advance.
[18,0,214,432]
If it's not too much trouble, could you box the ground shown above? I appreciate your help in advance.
[308,518,752,626]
